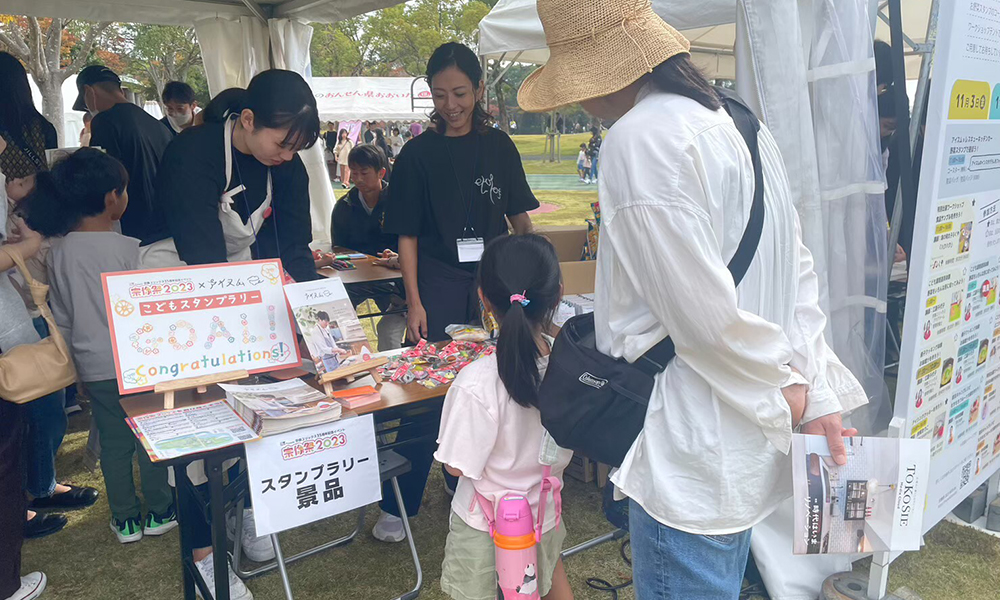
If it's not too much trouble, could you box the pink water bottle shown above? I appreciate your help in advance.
[473,465,562,600]
[493,494,540,599]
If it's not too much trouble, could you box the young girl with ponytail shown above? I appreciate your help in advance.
[435,234,574,600]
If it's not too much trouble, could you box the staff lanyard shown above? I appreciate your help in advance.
[444,136,480,237]
[231,137,281,258]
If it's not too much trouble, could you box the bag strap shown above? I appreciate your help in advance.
[636,88,766,375]
[0,244,67,352]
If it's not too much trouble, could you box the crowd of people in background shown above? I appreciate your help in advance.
[322,118,427,188]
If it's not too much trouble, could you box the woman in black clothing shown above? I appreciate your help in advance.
[373,42,537,544]
[383,42,537,343]
[146,70,321,283]
[0,52,57,180]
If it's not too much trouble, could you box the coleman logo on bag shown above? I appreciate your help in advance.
[578,373,608,389]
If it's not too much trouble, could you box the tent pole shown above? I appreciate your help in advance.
[872,2,939,599]
[240,0,270,24]
[885,0,938,282]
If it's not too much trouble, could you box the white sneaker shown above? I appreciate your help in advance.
[372,510,406,543]
[226,509,276,563]
[194,554,253,600]
[5,573,46,600]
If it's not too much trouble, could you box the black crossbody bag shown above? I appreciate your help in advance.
[537,88,767,467]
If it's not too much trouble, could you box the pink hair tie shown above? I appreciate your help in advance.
[509,292,530,307]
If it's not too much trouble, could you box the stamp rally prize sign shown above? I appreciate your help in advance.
[103,260,301,394]
[244,413,381,536]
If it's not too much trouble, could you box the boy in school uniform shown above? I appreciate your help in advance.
[331,145,406,351]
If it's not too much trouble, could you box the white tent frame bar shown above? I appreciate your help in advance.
[884,0,938,284]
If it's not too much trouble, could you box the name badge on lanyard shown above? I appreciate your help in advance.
[446,138,483,263]
[456,237,485,263]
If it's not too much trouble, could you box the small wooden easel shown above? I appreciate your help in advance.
[318,358,388,397]
[155,370,250,409]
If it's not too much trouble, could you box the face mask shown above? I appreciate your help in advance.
[167,111,193,130]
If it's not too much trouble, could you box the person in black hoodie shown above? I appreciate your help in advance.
[332,144,405,351]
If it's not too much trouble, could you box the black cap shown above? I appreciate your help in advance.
[73,65,121,112]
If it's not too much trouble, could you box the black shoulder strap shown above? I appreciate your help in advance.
[637,88,767,375]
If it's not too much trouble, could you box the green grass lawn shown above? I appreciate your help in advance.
[532,190,600,227]
[523,159,580,175]
[511,133,593,159]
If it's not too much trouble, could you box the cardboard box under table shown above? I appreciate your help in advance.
[122,372,446,600]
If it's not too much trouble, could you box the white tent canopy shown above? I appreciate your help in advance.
[0,0,403,26]
[478,0,738,79]
[312,77,432,122]
[478,0,932,80]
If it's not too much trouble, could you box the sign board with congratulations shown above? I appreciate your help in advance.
[103,260,301,394]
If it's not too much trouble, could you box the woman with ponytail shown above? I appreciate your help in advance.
[435,234,574,600]
[146,70,321,285]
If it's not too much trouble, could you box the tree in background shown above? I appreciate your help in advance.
[118,24,203,105]
[311,0,490,77]
[312,17,370,77]
[0,16,110,145]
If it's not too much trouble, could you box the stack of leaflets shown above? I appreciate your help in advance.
[331,386,382,410]
[220,379,342,436]
[554,294,595,328]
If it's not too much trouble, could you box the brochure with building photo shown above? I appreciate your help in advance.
[791,434,931,555]
[284,278,373,376]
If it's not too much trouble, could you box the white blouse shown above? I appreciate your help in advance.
[598,86,867,535]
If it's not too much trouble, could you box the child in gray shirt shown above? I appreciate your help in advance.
[21,148,177,544]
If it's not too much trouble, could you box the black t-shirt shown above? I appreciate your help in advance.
[160,116,180,137]
[382,128,537,270]
[152,121,318,282]
[331,183,397,256]
[323,131,338,151]
[90,103,173,243]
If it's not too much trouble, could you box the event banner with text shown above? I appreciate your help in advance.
[895,0,1000,531]
[102,260,300,394]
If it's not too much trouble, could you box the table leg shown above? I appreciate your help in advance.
[175,466,198,600]
[208,457,230,600]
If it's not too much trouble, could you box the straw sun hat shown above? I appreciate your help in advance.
[518,0,691,113]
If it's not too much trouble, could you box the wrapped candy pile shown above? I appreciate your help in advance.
[379,339,495,388]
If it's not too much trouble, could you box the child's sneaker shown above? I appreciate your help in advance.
[143,506,178,536]
[372,510,406,543]
[110,515,143,544]
[194,553,253,600]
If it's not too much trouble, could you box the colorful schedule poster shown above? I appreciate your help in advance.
[895,0,1000,531]
[103,260,301,394]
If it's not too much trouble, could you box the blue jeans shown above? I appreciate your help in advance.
[591,155,599,179]
[23,317,67,498]
[629,499,752,600]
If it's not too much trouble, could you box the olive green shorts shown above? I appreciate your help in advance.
[440,511,567,600]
